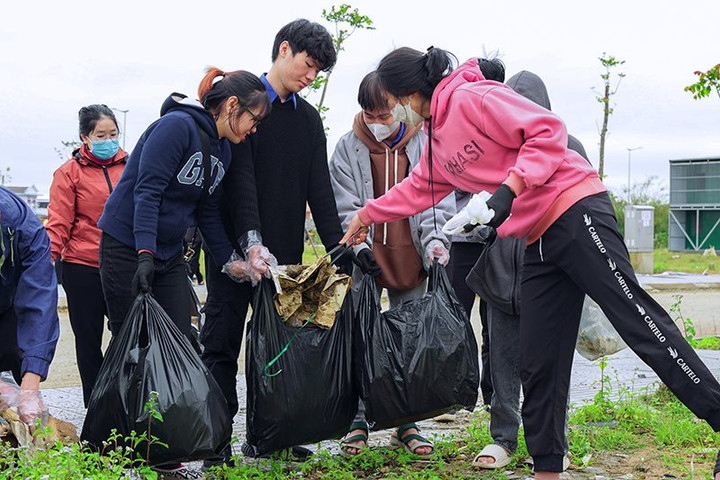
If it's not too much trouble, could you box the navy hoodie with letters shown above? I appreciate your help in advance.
[99,94,234,263]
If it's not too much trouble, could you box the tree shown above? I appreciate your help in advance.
[592,53,625,179]
[685,63,720,101]
[302,4,375,124]
[54,140,81,161]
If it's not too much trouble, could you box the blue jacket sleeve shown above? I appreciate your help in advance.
[14,210,59,380]
[134,115,191,253]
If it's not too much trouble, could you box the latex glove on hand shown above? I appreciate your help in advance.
[442,191,495,235]
[424,240,449,269]
[353,248,382,277]
[131,251,155,296]
[17,389,48,433]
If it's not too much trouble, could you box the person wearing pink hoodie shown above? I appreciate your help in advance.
[340,46,720,480]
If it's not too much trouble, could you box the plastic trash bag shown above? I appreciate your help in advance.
[575,296,627,361]
[244,277,357,456]
[81,293,231,464]
[355,263,480,430]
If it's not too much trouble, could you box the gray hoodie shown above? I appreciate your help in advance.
[329,120,453,270]
[506,70,590,162]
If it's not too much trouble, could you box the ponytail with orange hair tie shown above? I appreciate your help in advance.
[197,66,226,102]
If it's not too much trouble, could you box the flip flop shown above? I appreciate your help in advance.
[340,421,369,456]
[714,449,720,479]
[472,444,512,469]
[389,423,434,457]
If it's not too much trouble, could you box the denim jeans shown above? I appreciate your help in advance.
[486,304,522,453]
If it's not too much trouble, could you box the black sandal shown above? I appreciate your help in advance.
[714,449,720,479]
[340,421,369,455]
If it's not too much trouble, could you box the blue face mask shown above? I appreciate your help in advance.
[90,139,119,160]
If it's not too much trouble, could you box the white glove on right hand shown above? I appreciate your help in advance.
[442,191,495,235]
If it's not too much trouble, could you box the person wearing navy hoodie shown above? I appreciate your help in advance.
[97,67,270,479]
[0,186,59,433]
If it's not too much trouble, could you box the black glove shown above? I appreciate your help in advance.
[331,246,356,276]
[486,184,516,228]
[132,251,155,296]
[354,249,382,277]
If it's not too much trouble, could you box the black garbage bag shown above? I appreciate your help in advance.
[244,277,357,456]
[81,293,231,464]
[355,263,479,430]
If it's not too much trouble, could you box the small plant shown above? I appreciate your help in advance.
[670,294,696,343]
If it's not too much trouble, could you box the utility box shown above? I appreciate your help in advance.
[624,205,654,274]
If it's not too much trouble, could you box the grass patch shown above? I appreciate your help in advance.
[654,248,719,274]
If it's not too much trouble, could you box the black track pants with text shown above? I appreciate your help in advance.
[519,192,720,473]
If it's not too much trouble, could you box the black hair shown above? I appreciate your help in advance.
[357,71,389,111]
[376,46,457,100]
[199,68,272,127]
[477,57,506,82]
[271,18,337,71]
[78,104,118,140]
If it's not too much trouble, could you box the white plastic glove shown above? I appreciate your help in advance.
[18,389,48,432]
[442,191,495,235]
[424,239,449,269]
[246,245,277,280]
[222,251,259,285]
[0,372,48,433]
[0,371,20,410]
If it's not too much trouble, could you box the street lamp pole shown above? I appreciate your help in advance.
[111,107,129,150]
[626,146,643,206]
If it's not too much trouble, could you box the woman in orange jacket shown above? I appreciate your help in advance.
[45,104,127,406]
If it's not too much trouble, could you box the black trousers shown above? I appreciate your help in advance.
[520,192,720,472]
[199,250,252,420]
[447,241,492,405]
[0,308,21,384]
[99,233,191,339]
[61,261,108,406]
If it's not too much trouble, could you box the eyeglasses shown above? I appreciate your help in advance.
[241,104,262,128]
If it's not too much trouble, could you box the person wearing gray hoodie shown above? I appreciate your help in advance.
[329,70,453,457]
[471,69,589,471]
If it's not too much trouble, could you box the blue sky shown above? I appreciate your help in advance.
[1,0,717,197]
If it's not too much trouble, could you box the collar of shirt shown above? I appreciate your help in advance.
[389,123,406,148]
[261,73,297,109]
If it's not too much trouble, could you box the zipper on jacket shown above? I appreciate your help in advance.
[102,165,114,194]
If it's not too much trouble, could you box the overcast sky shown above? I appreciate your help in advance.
[1,0,718,197]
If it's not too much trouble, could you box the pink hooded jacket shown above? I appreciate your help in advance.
[359,58,605,244]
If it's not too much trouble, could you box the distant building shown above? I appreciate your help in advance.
[669,157,720,251]
[5,185,46,218]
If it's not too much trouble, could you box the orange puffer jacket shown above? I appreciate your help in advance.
[46,145,127,268]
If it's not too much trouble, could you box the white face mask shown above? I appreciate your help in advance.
[366,120,400,142]
[390,101,424,126]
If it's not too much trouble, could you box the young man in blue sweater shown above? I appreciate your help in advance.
[0,186,59,431]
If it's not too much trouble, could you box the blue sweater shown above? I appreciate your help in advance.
[99,94,234,262]
[0,187,59,380]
